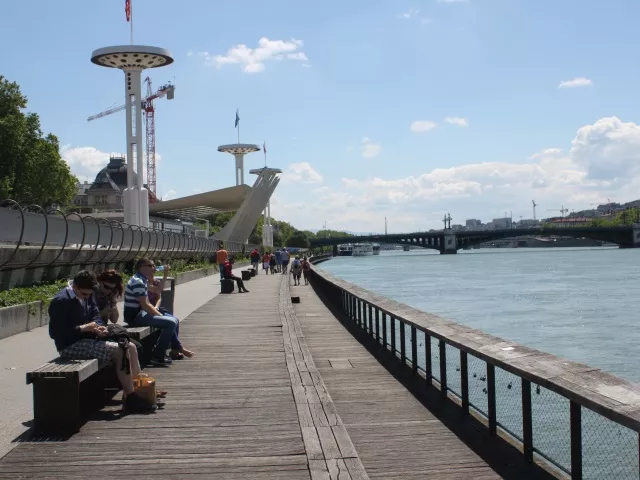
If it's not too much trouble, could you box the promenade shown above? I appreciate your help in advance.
[0,271,551,479]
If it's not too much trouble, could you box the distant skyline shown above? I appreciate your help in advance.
[2,0,640,232]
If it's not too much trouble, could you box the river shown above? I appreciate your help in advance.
[319,247,640,383]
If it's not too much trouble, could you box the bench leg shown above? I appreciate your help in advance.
[33,377,81,435]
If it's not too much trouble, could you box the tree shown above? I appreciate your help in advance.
[0,76,77,206]
[286,230,310,248]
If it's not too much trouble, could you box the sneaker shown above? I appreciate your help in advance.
[124,393,158,414]
[150,356,173,366]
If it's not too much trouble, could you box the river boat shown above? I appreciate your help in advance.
[352,243,374,256]
[337,244,353,256]
[372,243,380,255]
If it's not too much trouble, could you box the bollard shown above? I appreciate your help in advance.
[220,279,235,294]
[291,296,300,304]
[250,268,257,277]
[241,270,252,281]
[158,276,176,314]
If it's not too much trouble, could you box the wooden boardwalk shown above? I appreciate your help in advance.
[290,281,555,480]
[0,271,551,479]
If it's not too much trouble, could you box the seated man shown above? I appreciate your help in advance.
[124,257,177,366]
[48,270,154,414]
[223,258,250,293]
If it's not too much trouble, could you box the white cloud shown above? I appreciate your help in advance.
[361,137,382,158]
[61,146,111,182]
[281,162,323,184]
[398,8,432,24]
[270,116,640,232]
[198,37,308,73]
[445,117,468,127]
[558,77,593,89]
[410,120,438,133]
[162,189,177,201]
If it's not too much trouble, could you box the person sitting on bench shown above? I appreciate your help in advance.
[48,270,154,414]
[95,269,124,324]
[124,258,178,366]
[147,264,195,360]
[223,258,250,293]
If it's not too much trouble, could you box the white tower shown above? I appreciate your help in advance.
[218,144,261,186]
[250,167,282,247]
[91,45,173,227]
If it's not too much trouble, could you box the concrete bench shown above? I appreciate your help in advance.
[27,358,110,434]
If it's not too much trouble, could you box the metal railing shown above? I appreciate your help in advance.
[309,265,640,479]
[0,201,255,271]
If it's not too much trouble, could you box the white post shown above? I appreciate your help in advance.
[234,153,244,186]
[123,70,137,225]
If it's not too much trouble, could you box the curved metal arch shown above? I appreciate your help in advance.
[120,222,137,263]
[139,226,153,259]
[44,207,71,267]
[94,218,116,264]
[156,230,169,259]
[147,227,162,260]
[64,212,88,266]
[169,232,182,260]
[129,225,146,262]
[104,220,126,264]
[0,200,26,270]
[20,204,50,269]
[80,215,103,265]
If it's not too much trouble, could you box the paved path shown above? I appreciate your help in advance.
[0,270,227,459]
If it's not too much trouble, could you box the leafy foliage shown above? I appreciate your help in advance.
[0,76,77,206]
[286,230,310,248]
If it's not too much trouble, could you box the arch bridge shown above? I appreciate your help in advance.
[309,226,640,254]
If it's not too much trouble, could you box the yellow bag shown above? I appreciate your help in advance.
[133,373,157,406]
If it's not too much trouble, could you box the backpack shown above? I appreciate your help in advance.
[104,324,142,374]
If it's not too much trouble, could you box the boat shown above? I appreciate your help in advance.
[372,243,380,255]
[337,244,353,256]
[352,243,374,256]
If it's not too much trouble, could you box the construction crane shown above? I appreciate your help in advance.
[532,200,537,220]
[547,205,569,218]
[87,78,175,200]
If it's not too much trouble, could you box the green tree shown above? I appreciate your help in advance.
[0,76,77,206]
[286,230,310,248]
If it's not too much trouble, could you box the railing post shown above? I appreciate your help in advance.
[411,326,418,375]
[390,317,396,355]
[382,313,387,349]
[375,308,380,344]
[522,379,533,463]
[357,299,362,327]
[570,401,582,479]
[439,339,447,398]
[460,350,469,414]
[400,322,406,364]
[368,304,373,334]
[487,364,497,436]
[351,296,356,323]
[425,334,432,385]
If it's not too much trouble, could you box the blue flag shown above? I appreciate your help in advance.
[235,109,240,128]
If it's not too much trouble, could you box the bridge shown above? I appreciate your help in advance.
[310,226,640,254]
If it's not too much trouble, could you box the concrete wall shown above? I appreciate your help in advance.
[0,261,250,341]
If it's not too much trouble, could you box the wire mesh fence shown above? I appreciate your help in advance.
[467,353,488,416]
[495,366,524,441]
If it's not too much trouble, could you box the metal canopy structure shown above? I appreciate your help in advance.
[149,185,250,219]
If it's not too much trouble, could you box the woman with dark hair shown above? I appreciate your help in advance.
[95,269,124,324]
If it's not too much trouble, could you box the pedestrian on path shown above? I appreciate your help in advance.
[216,243,228,280]
[250,248,261,273]
[281,248,290,274]
[290,256,302,285]
[301,256,311,285]
[262,252,271,274]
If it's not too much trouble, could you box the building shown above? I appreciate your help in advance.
[71,181,92,212]
[465,219,482,228]
[491,217,512,229]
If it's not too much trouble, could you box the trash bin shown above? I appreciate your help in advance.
[157,276,176,314]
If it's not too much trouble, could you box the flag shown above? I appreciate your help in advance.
[235,109,240,128]
[125,0,131,22]
[263,141,267,154]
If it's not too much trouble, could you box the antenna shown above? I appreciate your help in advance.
[532,200,537,220]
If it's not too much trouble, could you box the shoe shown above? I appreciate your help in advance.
[243,289,250,293]
[150,356,173,366]
[124,392,157,414]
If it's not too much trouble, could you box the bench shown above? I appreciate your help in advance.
[26,325,158,434]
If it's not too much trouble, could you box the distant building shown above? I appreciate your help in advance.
[72,181,92,212]
[466,219,482,227]
[491,217,512,229]
[451,224,464,231]
[518,219,539,227]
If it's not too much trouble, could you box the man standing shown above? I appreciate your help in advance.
[275,248,282,273]
[124,258,178,365]
[281,248,290,274]
[216,242,228,280]
[48,270,154,413]
[250,248,261,273]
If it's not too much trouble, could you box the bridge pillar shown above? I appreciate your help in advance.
[440,232,457,254]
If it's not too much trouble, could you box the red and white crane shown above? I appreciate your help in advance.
[87,78,175,200]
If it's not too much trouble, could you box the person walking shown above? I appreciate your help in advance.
[262,251,271,274]
[301,256,311,285]
[290,256,302,286]
[281,248,290,274]
[250,248,261,273]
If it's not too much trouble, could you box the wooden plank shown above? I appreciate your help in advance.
[308,460,331,480]
[317,426,341,460]
[301,427,324,460]
[331,425,358,458]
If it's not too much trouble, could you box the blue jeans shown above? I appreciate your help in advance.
[219,264,225,280]
[135,311,178,359]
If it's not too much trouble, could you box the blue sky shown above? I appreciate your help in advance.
[3,0,640,232]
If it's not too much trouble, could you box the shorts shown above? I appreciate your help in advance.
[59,338,119,362]
[263,261,270,269]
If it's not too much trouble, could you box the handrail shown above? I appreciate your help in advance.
[308,263,640,479]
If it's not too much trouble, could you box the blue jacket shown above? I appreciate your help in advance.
[48,287,103,352]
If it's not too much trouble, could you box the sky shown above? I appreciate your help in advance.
[3,0,640,233]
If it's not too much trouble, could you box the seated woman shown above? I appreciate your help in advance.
[148,265,195,360]
[223,258,250,293]
[95,269,124,324]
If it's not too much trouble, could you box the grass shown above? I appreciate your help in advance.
[0,257,249,308]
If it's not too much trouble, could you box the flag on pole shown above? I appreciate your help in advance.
[125,0,131,22]
[235,109,240,128]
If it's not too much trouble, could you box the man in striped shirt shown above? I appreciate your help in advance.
[124,257,177,365]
